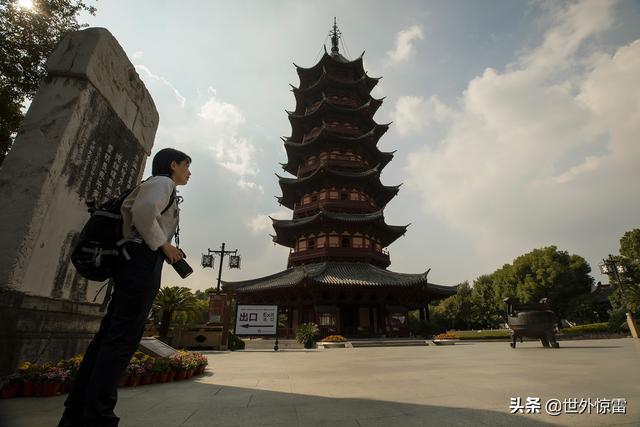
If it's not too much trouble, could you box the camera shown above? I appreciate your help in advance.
[166,249,193,279]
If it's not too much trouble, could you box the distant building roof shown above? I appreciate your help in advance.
[222,262,456,296]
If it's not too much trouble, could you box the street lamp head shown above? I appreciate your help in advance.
[599,263,610,275]
[617,264,627,274]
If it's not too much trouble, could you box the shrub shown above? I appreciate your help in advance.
[228,332,245,350]
[559,322,608,335]
[320,335,347,342]
[608,308,627,333]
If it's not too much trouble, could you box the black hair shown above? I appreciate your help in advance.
[152,148,192,176]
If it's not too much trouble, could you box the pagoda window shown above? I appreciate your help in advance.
[298,239,307,251]
[302,195,311,204]
[329,190,339,199]
[310,194,318,202]
[329,235,339,247]
[349,190,359,201]
[308,239,316,250]
[341,237,350,248]
[319,190,327,200]
[317,234,327,248]
[352,237,364,248]
[340,192,348,200]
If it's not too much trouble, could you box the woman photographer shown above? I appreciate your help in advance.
[58,148,191,427]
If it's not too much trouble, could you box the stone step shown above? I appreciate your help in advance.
[349,340,430,347]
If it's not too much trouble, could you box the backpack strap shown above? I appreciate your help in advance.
[161,189,176,215]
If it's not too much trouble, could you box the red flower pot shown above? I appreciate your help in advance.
[127,375,142,387]
[118,375,129,388]
[186,369,194,379]
[0,382,20,399]
[34,383,61,397]
[196,365,205,375]
[166,370,176,382]
[174,370,187,381]
[140,374,154,385]
[158,372,169,383]
[20,381,34,397]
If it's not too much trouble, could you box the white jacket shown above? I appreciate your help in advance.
[120,176,179,251]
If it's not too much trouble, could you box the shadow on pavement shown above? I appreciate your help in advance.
[0,379,562,427]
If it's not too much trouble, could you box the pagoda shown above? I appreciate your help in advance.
[222,21,455,338]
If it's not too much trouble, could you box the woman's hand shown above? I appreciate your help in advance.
[161,242,184,264]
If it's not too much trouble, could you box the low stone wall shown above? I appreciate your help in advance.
[0,289,104,377]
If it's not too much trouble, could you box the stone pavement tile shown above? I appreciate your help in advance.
[181,403,299,427]
[120,408,198,427]
[294,399,404,424]
[248,391,317,408]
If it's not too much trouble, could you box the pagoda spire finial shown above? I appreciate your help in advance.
[330,17,341,54]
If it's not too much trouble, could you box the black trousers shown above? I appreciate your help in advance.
[60,242,164,427]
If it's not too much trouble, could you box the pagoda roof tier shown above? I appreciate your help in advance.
[284,122,389,145]
[270,209,409,248]
[222,261,456,297]
[287,97,383,123]
[276,165,401,210]
[291,73,380,106]
[281,128,395,174]
[289,116,380,143]
[295,50,367,88]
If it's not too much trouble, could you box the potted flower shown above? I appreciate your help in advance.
[169,351,188,381]
[125,358,145,387]
[0,374,21,399]
[36,366,69,397]
[17,361,39,397]
[296,323,319,349]
[433,332,460,345]
[318,335,348,348]
[152,358,171,383]
[56,354,83,394]
[192,352,208,375]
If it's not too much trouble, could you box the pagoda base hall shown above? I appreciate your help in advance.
[222,262,455,339]
[222,21,456,339]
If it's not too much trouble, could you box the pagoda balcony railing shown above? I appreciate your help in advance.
[293,199,376,218]
[288,247,390,268]
[305,97,358,114]
[298,158,368,176]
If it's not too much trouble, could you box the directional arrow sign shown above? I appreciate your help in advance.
[234,305,278,336]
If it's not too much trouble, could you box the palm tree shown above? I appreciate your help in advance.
[153,286,199,338]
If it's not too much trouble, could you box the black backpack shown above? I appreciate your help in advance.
[71,182,175,281]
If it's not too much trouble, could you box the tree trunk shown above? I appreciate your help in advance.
[159,310,173,338]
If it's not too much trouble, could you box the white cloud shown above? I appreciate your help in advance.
[390,95,453,136]
[135,64,186,108]
[404,0,640,269]
[247,210,289,234]
[387,25,424,63]
[135,68,260,190]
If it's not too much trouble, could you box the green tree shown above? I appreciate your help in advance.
[470,275,504,328]
[153,286,199,338]
[432,282,473,330]
[509,246,593,325]
[0,0,96,165]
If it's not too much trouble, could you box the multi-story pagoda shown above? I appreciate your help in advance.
[222,21,455,338]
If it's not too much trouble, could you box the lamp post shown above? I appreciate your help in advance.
[201,243,241,350]
[599,255,639,338]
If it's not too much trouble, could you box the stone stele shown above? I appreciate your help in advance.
[0,27,159,377]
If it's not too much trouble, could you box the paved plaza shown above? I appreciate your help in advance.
[1,338,639,427]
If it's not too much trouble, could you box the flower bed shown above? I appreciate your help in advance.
[320,335,347,342]
[1,350,209,399]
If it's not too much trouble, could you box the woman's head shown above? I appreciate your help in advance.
[152,148,192,185]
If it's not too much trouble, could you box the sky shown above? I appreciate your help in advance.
[78,0,640,291]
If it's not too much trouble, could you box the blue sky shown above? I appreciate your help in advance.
[81,0,640,290]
